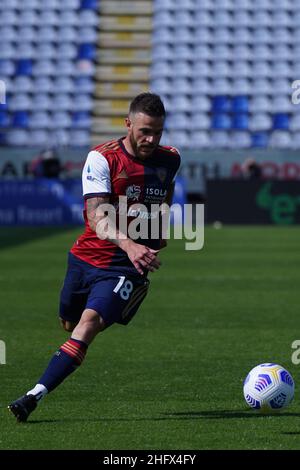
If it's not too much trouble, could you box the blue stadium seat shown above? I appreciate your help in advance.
[193,96,211,112]
[232,96,249,113]
[78,10,99,26]
[192,61,211,78]
[29,130,50,146]
[269,130,291,148]
[292,133,300,149]
[73,77,95,94]
[78,43,96,61]
[165,130,189,148]
[37,26,56,43]
[212,61,231,78]
[232,114,249,130]
[189,131,211,148]
[290,114,300,131]
[165,113,189,130]
[16,27,36,42]
[69,129,90,146]
[232,45,252,60]
[176,27,194,44]
[212,45,232,61]
[12,111,29,128]
[170,95,190,112]
[172,61,192,78]
[55,60,76,76]
[152,44,173,60]
[76,27,98,43]
[153,11,173,27]
[7,129,29,146]
[252,78,271,95]
[1,11,18,26]
[171,78,191,94]
[0,111,10,128]
[151,78,170,94]
[57,27,77,43]
[211,96,231,113]
[20,0,40,9]
[272,96,292,113]
[81,0,98,9]
[38,0,61,10]
[172,44,193,60]
[32,94,52,111]
[152,28,173,45]
[15,59,33,76]
[211,78,231,94]
[0,0,18,9]
[174,11,194,27]
[29,112,51,129]
[210,130,230,148]
[54,77,74,93]
[19,11,39,26]
[273,113,290,130]
[36,44,56,60]
[232,78,251,95]
[10,94,32,111]
[0,26,17,42]
[60,0,80,9]
[72,111,91,128]
[49,129,70,146]
[39,11,59,26]
[230,132,251,148]
[190,113,210,130]
[51,112,72,128]
[251,132,269,147]
[11,75,33,93]
[33,77,54,93]
[250,96,271,113]
[249,113,272,131]
[72,94,93,111]
[52,94,73,111]
[16,44,36,59]
[191,78,211,94]
[211,113,231,130]
[58,44,77,60]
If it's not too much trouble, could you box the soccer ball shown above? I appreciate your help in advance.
[243,363,294,412]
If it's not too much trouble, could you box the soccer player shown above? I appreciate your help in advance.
[8,93,181,422]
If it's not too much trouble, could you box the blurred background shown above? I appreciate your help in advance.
[0,0,300,225]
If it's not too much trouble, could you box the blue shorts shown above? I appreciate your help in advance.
[59,253,150,327]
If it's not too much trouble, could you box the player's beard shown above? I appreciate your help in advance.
[130,134,155,160]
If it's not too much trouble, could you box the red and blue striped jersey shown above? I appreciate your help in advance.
[70,137,181,272]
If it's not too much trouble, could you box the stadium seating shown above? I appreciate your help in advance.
[0,0,99,146]
[1,0,300,149]
[151,0,299,148]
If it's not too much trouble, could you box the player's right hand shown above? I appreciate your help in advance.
[121,240,161,275]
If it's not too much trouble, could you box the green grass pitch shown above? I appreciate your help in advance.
[0,226,300,450]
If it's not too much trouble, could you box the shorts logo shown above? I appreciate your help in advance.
[126,185,141,201]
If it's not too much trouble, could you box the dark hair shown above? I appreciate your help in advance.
[129,93,166,118]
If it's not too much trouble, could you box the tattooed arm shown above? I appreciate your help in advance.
[85,196,110,232]
[86,196,161,275]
